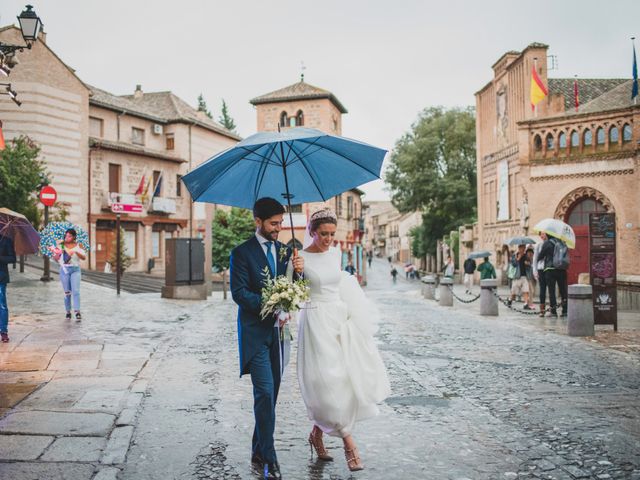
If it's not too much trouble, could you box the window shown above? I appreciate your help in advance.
[124,230,137,258]
[152,231,161,258]
[622,124,632,142]
[609,126,619,144]
[296,110,304,127]
[336,194,343,217]
[89,117,104,137]
[108,163,121,193]
[132,127,145,145]
[176,175,182,197]
[152,170,162,196]
[558,132,567,149]
[279,111,288,128]
[533,135,542,151]
[287,204,302,213]
[567,198,606,226]
[570,130,579,147]
[596,127,605,145]
[545,133,554,150]
[165,133,175,150]
[347,196,354,220]
[583,129,593,146]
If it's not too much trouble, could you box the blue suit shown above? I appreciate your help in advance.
[230,235,295,464]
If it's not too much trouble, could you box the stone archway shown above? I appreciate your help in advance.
[554,187,614,284]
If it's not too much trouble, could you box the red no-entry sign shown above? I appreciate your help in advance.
[39,185,57,207]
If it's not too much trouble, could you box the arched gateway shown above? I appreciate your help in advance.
[554,187,614,284]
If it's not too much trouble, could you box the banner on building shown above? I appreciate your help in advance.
[497,159,509,221]
[589,212,617,331]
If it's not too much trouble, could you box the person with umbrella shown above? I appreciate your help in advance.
[477,256,496,280]
[463,256,477,294]
[51,229,86,321]
[507,244,533,309]
[0,233,16,343]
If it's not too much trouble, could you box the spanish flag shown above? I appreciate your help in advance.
[530,65,548,111]
[0,120,5,151]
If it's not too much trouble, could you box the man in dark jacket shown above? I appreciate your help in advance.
[463,257,476,294]
[0,234,17,343]
[538,232,568,317]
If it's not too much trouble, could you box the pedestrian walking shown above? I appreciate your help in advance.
[463,257,476,294]
[51,229,86,321]
[507,244,533,309]
[442,256,455,279]
[0,233,17,343]
[526,247,536,309]
[367,250,373,269]
[390,266,398,283]
[477,257,496,280]
[532,240,547,317]
[538,232,569,317]
[344,260,356,276]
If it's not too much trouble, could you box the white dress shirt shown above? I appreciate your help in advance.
[255,232,278,272]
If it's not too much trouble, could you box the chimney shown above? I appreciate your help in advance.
[134,84,143,99]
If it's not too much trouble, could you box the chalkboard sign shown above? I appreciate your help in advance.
[589,213,617,331]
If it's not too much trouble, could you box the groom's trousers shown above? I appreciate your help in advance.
[248,333,281,463]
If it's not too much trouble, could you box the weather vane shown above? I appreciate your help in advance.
[300,61,306,82]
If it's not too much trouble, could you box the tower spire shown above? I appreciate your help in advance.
[300,60,306,82]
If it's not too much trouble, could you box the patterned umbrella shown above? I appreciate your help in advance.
[0,208,40,255]
[39,222,91,257]
[533,218,576,249]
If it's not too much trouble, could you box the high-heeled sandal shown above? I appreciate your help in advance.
[344,446,364,471]
[308,426,333,461]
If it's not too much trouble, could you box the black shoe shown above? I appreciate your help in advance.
[65,312,72,320]
[265,462,282,479]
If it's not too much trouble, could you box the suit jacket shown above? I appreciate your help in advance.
[230,236,295,376]
[0,236,17,285]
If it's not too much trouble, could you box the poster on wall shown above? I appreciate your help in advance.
[497,159,509,221]
[589,212,617,331]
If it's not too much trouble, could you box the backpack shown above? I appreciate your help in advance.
[552,239,570,270]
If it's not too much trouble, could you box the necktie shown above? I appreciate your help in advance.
[265,241,276,276]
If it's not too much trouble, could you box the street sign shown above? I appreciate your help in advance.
[39,185,57,207]
[111,203,143,213]
[589,212,617,331]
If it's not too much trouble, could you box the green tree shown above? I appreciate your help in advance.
[218,99,237,132]
[197,93,212,119]
[211,207,255,271]
[0,136,49,228]
[386,106,476,255]
[108,228,132,274]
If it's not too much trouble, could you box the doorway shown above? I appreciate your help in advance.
[565,197,607,284]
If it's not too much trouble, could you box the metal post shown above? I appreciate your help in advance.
[40,205,51,282]
[279,142,296,247]
[116,213,121,295]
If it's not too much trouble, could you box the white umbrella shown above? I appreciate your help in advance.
[533,218,575,249]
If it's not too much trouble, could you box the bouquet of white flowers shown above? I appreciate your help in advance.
[260,266,310,320]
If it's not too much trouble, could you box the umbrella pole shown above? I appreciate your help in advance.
[279,142,297,253]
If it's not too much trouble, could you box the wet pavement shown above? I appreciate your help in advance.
[0,260,639,479]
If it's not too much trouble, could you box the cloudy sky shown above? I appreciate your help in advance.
[2,0,638,200]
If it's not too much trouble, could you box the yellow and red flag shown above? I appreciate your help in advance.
[0,120,6,151]
[530,65,548,111]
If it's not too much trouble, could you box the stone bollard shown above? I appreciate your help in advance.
[567,284,594,336]
[480,279,499,316]
[439,277,453,307]
[422,275,436,300]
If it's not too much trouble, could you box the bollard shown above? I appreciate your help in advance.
[439,277,453,307]
[480,279,499,316]
[567,284,594,336]
[422,275,436,300]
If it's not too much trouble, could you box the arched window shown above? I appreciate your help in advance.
[570,130,579,147]
[596,127,605,145]
[545,133,554,150]
[567,197,607,226]
[622,123,632,142]
[296,110,304,127]
[279,111,288,128]
[533,134,542,151]
[558,132,567,149]
[609,125,619,144]
[583,129,592,146]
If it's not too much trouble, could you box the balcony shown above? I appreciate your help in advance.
[102,192,142,211]
[149,197,177,214]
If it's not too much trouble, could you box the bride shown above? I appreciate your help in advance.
[295,208,390,472]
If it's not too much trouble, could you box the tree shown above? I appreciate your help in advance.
[218,99,237,133]
[0,136,49,228]
[108,228,132,274]
[197,93,212,119]
[386,106,476,255]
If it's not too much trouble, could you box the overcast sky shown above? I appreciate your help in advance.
[2,0,638,200]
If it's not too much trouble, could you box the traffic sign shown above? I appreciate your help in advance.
[39,185,57,207]
[111,203,143,213]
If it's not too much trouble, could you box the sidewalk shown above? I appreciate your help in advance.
[0,266,217,479]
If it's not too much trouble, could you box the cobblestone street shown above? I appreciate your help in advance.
[0,260,639,479]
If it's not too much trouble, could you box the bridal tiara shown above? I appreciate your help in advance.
[310,208,337,222]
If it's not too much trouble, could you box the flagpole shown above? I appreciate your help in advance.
[633,37,638,105]
[574,74,579,113]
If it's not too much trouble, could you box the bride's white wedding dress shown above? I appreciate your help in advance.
[296,247,390,438]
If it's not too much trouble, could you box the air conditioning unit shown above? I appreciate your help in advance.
[152,124,163,135]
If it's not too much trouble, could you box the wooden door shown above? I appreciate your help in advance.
[568,225,589,284]
[96,229,115,272]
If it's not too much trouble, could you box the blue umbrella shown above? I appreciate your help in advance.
[182,127,387,239]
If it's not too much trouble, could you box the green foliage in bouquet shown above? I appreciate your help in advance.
[260,267,310,320]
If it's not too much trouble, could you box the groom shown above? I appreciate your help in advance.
[230,197,304,479]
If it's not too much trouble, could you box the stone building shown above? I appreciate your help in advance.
[249,79,365,253]
[475,42,639,309]
[0,24,239,274]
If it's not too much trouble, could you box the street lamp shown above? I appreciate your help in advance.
[17,5,43,44]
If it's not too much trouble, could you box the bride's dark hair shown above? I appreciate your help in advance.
[309,208,338,233]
